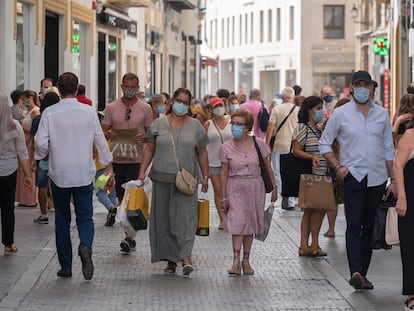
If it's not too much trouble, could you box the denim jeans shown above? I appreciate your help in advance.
[95,169,117,210]
[51,182,94,271]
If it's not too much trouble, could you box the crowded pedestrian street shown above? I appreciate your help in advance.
[0,184,402,311]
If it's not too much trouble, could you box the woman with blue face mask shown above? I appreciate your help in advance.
[218,108,277,276]
[204,97,233,230]
[292,96,329,257]
[137,87,209,276]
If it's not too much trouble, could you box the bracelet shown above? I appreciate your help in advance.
[390,177,395,183]
[203,176,209,179]
[335,165,344,172]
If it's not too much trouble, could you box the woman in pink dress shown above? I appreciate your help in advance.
[219,109,277,275]
[15,90,39,206]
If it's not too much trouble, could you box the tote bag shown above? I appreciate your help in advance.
[297,174,336,211]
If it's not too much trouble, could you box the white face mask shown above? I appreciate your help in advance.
[213,106,225,116]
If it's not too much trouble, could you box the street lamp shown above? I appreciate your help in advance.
[350,4,371,25]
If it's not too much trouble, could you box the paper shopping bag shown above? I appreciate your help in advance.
[298,174,336,211]
[196,199,210,236]
[126,186,149,231]
[385,207,399,245]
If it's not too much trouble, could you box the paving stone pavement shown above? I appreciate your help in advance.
[0,185,404,311]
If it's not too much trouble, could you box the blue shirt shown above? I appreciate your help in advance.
[319,100,394,187]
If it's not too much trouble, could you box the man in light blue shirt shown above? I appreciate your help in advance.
[320,71,395,291]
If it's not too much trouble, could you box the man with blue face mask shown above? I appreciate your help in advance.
[320,85,336,119]
[320,70,395,291]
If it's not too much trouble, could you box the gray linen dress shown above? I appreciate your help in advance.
[146,117,208,263]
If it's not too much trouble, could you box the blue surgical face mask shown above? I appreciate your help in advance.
[156,105,165,114]
[313,109,324,123]
[172,102,188,116]
[353,87,370,104]
[323,95,333,103]
[229,104,239,112]
[231,124,244,138]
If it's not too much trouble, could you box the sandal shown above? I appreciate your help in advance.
[164,261,177,274]
[323,231,335,238]
[310,246,327,257]
[4,244,18,254]
[228,249,241,275]
[405,296,414,310]
[182,259,193,276]
[298,246,311,257]
[241,252,254,275]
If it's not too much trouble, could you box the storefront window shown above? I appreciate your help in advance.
[72,21,81,78]
[108,35,117,102]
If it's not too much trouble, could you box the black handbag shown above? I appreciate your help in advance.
[280,152,312,197]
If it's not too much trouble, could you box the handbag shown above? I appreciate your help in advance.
[255,203,275,242]
[280,124,312,197]
[270,104,296,150]
[297,174,336,211]
[167,118,197,195]
[385,207,399,245]
[196,198,210,236]
[372,191,397,250]
[253,136,274,193]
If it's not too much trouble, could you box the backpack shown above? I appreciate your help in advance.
[258,102,269,132]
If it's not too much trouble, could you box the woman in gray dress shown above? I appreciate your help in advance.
[138,88,209,276]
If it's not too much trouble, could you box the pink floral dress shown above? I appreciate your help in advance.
[219,138,270,235]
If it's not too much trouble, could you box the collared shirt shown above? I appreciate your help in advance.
[35,98,112,188]
[319,100,394,186]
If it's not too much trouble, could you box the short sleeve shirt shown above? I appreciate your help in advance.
[293,123,328,176]
[102,98,153,163]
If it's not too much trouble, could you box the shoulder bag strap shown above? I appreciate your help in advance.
[253,136,265,165]
[276,104,296,134]
[212,119,224,144]
[165,117,181,170]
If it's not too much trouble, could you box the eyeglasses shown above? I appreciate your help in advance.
[125,108,131,121]
[230,122,245,126]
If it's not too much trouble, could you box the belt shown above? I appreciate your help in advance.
[229,175,261,179]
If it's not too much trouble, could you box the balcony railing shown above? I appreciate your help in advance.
[105,0,151,7]
[166,0,196,10]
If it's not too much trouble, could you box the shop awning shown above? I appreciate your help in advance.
[200,43,217,67]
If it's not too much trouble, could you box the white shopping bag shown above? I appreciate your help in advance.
[115,178,152,236]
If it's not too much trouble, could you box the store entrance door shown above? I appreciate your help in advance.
[44,13,59,84]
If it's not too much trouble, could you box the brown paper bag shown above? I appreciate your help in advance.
[110,128,139,160]
[298,174,336,211]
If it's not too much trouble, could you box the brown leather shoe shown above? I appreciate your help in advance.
[349,272,363,290]
[362,276,374,290]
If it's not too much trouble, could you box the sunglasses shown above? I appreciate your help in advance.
[125,108,131,121]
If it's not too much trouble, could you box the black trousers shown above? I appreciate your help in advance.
[112,163,140,201]
[0,170,17,246]
[399,158,414,295]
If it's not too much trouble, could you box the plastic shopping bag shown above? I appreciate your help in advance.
[255,203,275,242]
[115,179,151,236]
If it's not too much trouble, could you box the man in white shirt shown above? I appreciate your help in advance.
[35,72,112,280]
[266,87,299,209]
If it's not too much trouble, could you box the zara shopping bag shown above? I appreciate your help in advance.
[297,174,336,211]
